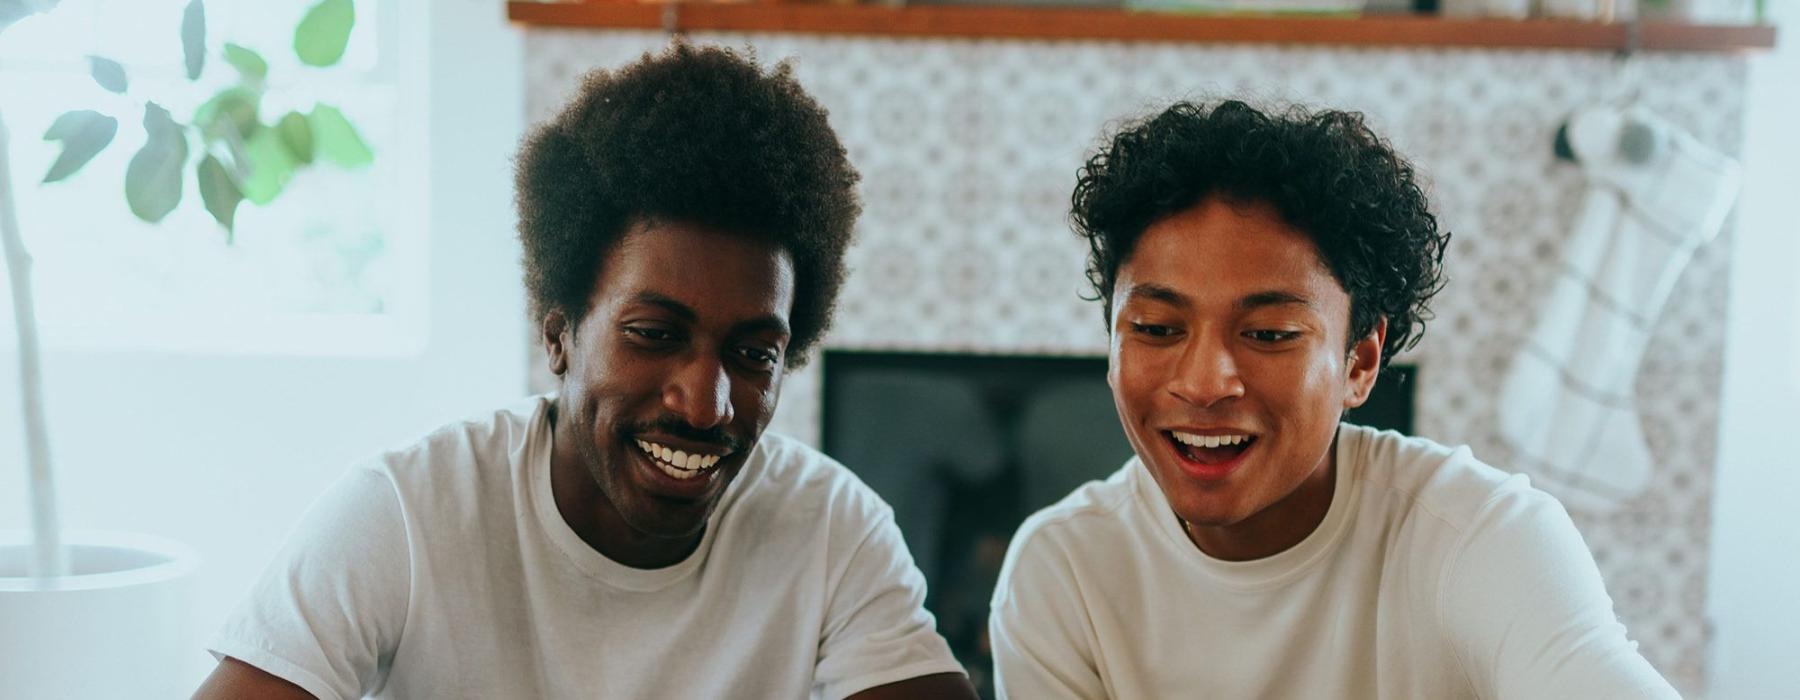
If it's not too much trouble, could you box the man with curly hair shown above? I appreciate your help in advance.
[989,100,1676,698]
[196,45,975,700]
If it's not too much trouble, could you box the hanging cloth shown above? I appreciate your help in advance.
[1497,105,1740,512]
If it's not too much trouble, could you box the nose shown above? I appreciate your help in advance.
[1166,332,1244,408]
[663,354,734,430]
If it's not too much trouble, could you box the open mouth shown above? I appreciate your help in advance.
[634,438,727,481]
[1166,430,1257,465]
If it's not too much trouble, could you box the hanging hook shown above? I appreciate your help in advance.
[1618,14,1641,59]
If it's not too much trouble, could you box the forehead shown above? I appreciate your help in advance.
[1119,198,1343,307]
[590,220,796,324]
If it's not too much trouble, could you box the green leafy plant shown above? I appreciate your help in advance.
[1,0,372,579]
[39,0,372,240]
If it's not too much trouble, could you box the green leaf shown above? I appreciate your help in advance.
[197,154,242,235]
[1,0,57,38]
[87,55,127,93]
[222,42,266,81]
[241,126,296,205]
[181,0,205,80]
[216,127,252,183]
[309,103,371,168]
[293,0,353,68]
[41,109,118,183]
[277,111,313,164]
[194,86,260,141]
[124,102,189,223]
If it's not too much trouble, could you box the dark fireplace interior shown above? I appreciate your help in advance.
[821,350,1416,696]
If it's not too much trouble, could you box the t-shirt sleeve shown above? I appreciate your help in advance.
[207,465,412,700]
[988,523,1106,700]
[1441,486,1680,699]
[813,502,965,700]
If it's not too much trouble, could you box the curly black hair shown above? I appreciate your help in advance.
[1072,100,1449,367]
[514,44,860,369]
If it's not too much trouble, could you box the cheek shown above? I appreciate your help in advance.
[1110,343,1158,394]
[731,378,781,425]
[1269,354,1347,416]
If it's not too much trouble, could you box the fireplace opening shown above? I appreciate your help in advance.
[820,350,1415,695]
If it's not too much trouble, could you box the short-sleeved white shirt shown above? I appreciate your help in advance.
[990,423,1677,699]
[210,395,961,699]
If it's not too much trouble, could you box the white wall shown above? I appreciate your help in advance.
[0,0,526,689]
[1707,6,1800,698]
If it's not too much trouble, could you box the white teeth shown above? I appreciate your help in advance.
[635,439,726,477]
[654,458,698,480]
[1172,431,1252,448]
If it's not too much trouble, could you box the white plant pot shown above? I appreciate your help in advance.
[1,531,200,699]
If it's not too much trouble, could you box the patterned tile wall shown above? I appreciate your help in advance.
[524,30,1745,695]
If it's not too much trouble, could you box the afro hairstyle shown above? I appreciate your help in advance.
[514,43,860,369]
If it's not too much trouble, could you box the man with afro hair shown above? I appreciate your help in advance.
[197,45,975,700]
[989,100,1676,698]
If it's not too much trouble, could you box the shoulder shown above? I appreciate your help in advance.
[370,394,548,495]
[1342,425,1587,605]
[1016,461,1137,545]
[995,462,1138,602]
[1344,424,1550,536]
[734,432,895,533]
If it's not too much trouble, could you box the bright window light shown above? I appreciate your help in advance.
[1,0,423,356]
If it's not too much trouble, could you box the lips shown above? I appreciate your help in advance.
[630,437,733,499]
[1164,429,1257,482]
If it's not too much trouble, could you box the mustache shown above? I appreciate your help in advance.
[627,416,742,453]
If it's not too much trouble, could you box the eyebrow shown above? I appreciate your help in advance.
[1122,283,1316,312]
[1127,283,1191,309]
[628,291,791,339]
[1238,290,1318,312]
[630,291,697,322]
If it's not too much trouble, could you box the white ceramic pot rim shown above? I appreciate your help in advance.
[0,529,200,592]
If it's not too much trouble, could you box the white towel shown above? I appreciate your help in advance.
[1497,105,1739,512]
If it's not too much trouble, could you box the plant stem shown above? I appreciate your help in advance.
[0,109,68,579]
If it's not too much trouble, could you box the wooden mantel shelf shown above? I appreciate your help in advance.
[508,1,1776,52]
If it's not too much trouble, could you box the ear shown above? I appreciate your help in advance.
[1105,323,1125,392]
[542,310,571,377]
[1344,316,1387,409]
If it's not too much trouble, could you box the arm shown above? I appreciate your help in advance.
[814,501,972,700]
[193,657,316,700]
[1442,488,1680,699]
[199,466,412,700]
[847,672,977,700]
[988,526,1105,700]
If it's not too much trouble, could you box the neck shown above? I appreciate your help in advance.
[547,402,702,570]
[1182,438,1338,562]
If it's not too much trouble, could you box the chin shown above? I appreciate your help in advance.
[624,501,713,539]
[1163,470,1264,522]
[1169,495,1250,527]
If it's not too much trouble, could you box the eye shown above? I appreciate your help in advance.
[729,341,784,372]
[1129,322,1181,338]
[1244,329,1302,344]
[623,325,680,343]
[735,346,779,367]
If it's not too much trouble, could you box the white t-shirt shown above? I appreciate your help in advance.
[989,423,1678,699]
[210,395,962,700]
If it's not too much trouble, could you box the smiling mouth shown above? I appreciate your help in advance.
[1166,430,1257,465]
[634,439,728,480]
